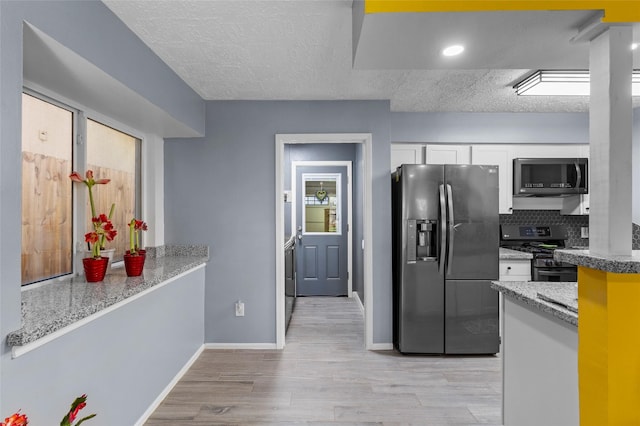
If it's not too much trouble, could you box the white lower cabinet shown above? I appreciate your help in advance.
[502,298,579,426]
[499,259,531,281]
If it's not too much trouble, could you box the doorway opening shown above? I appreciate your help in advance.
[275,134,373,350]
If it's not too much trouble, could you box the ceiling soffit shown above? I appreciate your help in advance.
[363,1,640,23]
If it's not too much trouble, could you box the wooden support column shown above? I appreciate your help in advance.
[579,25,636,426]
[578,266,640,425]
[588,25,633,256]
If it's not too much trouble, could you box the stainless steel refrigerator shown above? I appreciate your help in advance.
[392,164,500,354]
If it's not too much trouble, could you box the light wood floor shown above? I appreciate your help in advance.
[146,296,502,425]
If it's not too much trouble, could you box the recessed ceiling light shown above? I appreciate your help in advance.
[442,45,464,57]
[632,43,639,50]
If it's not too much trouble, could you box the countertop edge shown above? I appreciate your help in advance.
[491,281,578,327]
[499,247,533,260]
[7,248,208,347]
[555,249,640,274]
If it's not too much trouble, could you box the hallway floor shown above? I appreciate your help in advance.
[145,296,502,425]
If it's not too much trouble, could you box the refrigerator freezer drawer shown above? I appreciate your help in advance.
[445,279,499,354]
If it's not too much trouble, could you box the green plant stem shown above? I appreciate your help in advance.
[129,219,136,254]
[87,183,97,219]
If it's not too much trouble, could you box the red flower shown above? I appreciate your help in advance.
[69,171,84,183]
[69,170,110,186]
[68,401,86,423]
[1,411,28,426]
[84,232,99,244]
[60,394,96,426]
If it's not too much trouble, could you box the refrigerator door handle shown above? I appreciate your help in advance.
[446,184,454,275]
[439,184,447,272]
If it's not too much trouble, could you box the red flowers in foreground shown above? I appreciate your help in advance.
[1,411,27,426]
[60,394,96,426]
[2,394,96,426]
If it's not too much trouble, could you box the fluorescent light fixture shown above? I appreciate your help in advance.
[514,70,640,96]
[442,44,464,57]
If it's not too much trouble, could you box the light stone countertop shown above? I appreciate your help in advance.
[7,245,208,347]
[555,249,640,274]
[499,247,533,260]
[491,281,578,327]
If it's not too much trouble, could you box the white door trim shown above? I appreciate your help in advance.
[275,133,374,350]
[292,161,352,296]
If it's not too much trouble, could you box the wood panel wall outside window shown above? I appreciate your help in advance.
[86,119,139,262]
[21,93,73,285]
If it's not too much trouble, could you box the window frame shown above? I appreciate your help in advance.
[21,86,144,287]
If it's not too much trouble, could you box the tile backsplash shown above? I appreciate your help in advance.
[501,211,640,249]
[633,223,640,250]
[499,210,589,248]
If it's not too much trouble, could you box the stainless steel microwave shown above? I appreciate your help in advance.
[513,158,588,196]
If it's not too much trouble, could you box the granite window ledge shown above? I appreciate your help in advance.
[7,245,208,357]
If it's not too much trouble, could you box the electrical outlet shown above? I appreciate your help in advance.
[581,227,589,238]
[235,301,245,317]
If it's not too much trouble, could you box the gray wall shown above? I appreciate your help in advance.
[0,0,204,419]
[3,270,205,424]
[164,100,392,344]
[164,102,616,347]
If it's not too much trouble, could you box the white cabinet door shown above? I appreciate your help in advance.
[472,145,513,214]
[425,145,471,165]
[511,144,585,159]
[390,144,423,172]
[499,260,531,281]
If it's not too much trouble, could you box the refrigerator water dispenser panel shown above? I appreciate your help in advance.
[407,219,438,262]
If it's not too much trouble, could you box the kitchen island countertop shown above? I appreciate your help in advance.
[491,280,577,326]
[555,248,640,273]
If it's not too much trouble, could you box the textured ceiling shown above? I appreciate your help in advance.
[103,0,640,113]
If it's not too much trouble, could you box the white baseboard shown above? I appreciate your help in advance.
[204,342,278,350]
[135,344,205,426]
[368,342,394,351]
[352,291,364,314]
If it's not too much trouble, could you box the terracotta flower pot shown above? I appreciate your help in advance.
[82,257,109,282]
[124,253,146,277]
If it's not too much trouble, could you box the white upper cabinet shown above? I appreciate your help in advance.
[390,144,424,172]
[391,143,590,215]
[425,145,471,165]
[511,144,586,159]
[471,145,513,214]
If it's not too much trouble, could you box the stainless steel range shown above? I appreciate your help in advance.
[500,225,578,282]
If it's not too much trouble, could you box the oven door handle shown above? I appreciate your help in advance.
[537,270,576,276]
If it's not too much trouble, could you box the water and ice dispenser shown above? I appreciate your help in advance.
[406,219,438,262]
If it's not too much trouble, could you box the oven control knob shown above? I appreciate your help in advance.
[545,259,554,266]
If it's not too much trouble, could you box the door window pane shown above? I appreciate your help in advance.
[303,174,340,234]
[21,93,73,285]
[86,119,140,262]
